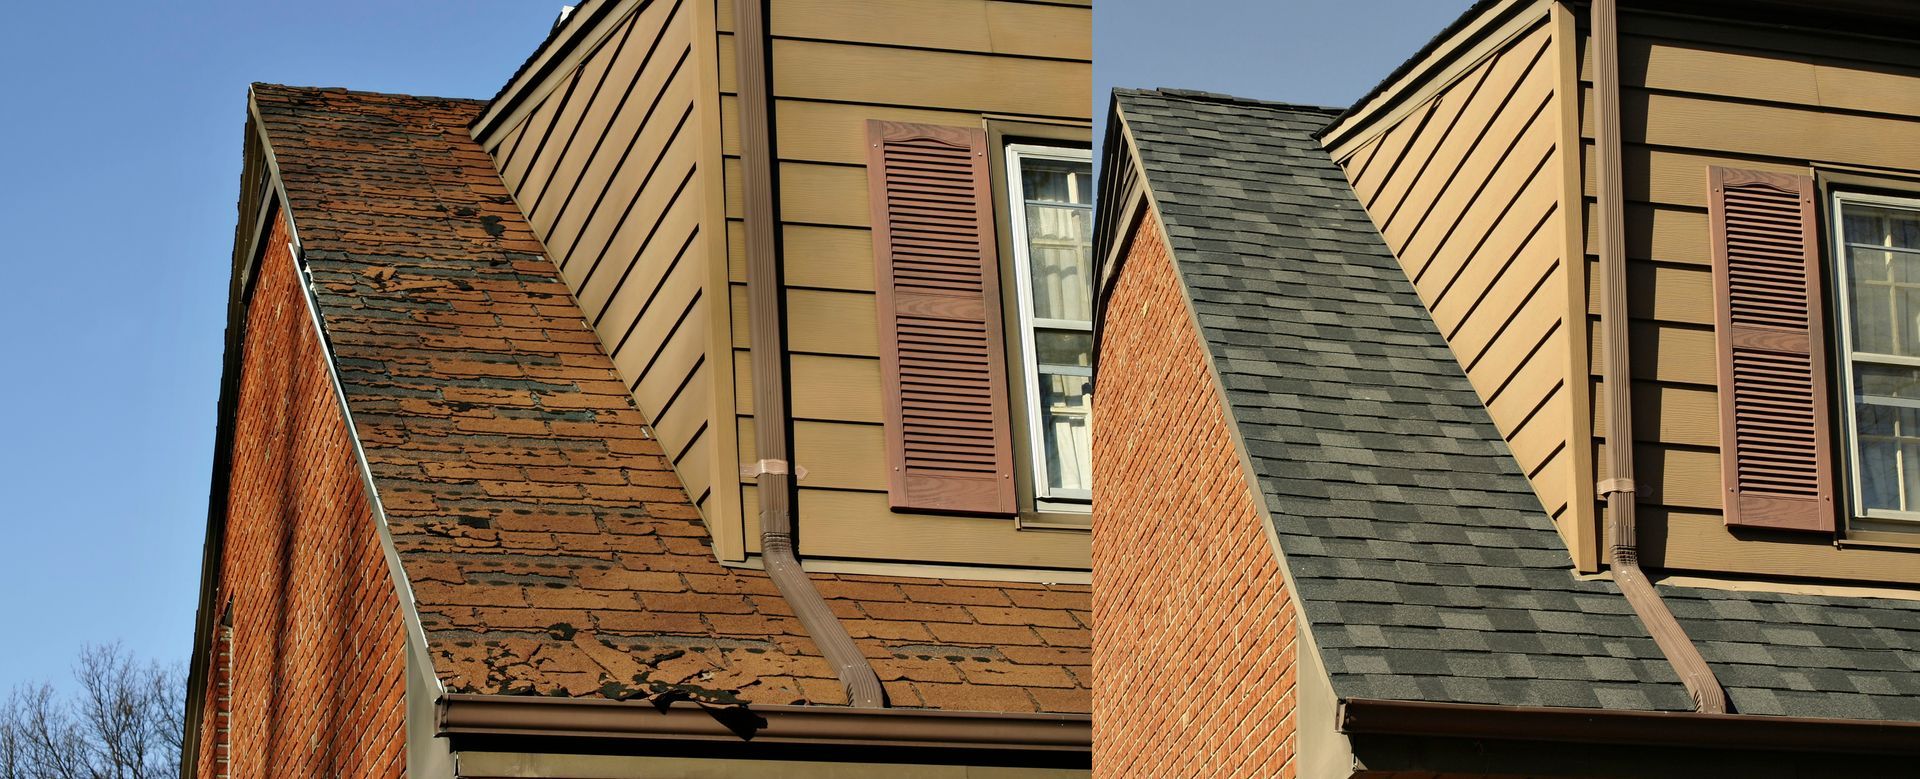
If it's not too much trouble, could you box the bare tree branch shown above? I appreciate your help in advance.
[1,646,182,779]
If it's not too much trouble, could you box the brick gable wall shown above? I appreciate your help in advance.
[1092,212,1299,777]
[195,212,407,778]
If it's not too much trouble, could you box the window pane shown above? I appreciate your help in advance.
[1038,371,1092,493]
[1035,329,1092,368]
[1845,203,1920,249]
[1847,248,1894,354]
[1855,403,1920,512]
[1857,363,1920,400]
[1025,203,1093,322]
[1022,158,1091,205]
[1846,247,1920,356]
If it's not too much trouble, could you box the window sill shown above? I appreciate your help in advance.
[1019,510,1090,532]
[1838,526,1920,551]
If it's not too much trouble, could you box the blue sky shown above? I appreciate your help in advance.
[0,0,1470,693]
[0,0,555,692]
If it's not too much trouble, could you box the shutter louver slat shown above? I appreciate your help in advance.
[867,120,1016,515]
[1709,166,1835,532]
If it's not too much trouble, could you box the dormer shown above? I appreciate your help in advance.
[1321,0,1920,586]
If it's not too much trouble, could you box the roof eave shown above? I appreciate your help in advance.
[1340,698,1920,756]
[437,693,1091,764]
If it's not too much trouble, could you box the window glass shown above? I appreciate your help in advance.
[1837,197,1920,519]
[1007,146,1094,504]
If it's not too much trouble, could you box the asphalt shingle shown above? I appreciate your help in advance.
[1112,87,1695,712]
[1114,86,1920,723]
[252,83,1091,713]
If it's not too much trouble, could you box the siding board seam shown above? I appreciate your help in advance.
[1462,258,1562,373]
[628,292,705,396]
[584,168,697,322]
[1483,318,1564,409]
[1429,157,1556,315]
[540,1,690,245]
[1396,36,1553,265]
[548,49,693,254]
[610,229,700,356]
[1369,63,1496,217]
[1409,94,1555,284]
[526,15,645,217]
[506,69,587,191]
[568,108,696,281]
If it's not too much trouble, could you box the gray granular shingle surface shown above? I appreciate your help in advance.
[1115,87,1920,722]
[1660,585,1920,720]
[1113,88,1694,712]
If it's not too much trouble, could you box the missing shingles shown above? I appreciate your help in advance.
[889,644,1006,662]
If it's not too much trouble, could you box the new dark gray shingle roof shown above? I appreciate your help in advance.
[1661,585,1920,720]
[1112,87,1691,713]
[1113,86,1920,722]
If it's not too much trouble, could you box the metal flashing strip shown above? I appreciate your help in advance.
[471,0,646,145]
[288,237,446,702]
[437,694,1092,754]
[1340,698,1920,756]
[1318,0,1542,156]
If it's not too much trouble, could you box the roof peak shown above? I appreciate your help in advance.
[250,82,484,106]
[1114,87,1343,114]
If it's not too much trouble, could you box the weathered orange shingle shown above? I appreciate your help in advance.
[252,83,1089,713]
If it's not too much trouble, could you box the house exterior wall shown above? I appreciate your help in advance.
[477,0,743,560]
[1576,10,1920,583]
[717,0,1093,570]
[477,0,1093,574]
[1331,6,1596,570]
[195,212,408,778]
[1093,212,1298,778]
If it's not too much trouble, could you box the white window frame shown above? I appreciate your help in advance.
[1830,189,1920,525]
[1004,143,1094,507]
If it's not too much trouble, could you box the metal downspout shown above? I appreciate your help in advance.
[731,0,886,708]
[1590,0,1728,714]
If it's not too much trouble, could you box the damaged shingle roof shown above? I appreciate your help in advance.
[250,83,1090,713]
[1114,86,1920,721]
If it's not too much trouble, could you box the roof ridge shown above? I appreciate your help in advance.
[1116,86,1344,114]
[250,82,484,106]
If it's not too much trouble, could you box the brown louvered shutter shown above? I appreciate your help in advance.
[866,120,1016,515]
[1708,166,1835,532]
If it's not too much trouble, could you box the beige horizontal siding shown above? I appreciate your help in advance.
[715,0,1090,568]
[1577,13,1920,581]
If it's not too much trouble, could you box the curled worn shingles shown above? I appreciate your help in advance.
[251,84,1090,712]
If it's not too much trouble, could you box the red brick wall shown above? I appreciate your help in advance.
[195,212,408,778]
[1093,212,1299,778]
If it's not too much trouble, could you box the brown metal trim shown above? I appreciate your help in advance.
[1340,698,1920,755]
[437,694,1091,753]
[1708,166,1836,533]
[729,0,885,708]
[1590,0,1728,714]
